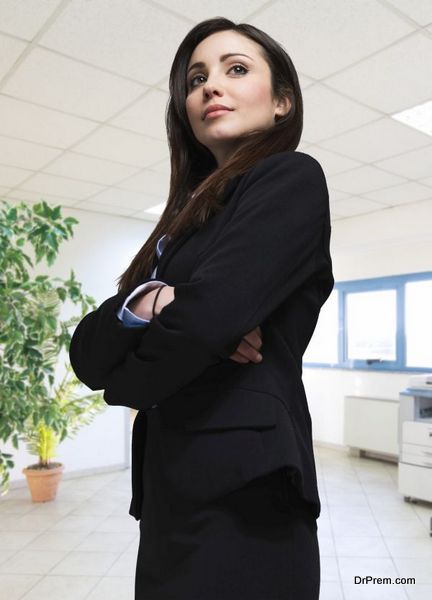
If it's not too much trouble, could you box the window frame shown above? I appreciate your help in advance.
[303,271,432,372]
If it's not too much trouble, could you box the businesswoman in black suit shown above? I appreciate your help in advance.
[69,17,334,600]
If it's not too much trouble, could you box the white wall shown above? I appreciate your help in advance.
[7,205,155,487]
[304,197,432,447]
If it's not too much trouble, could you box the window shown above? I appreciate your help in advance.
[303,272,432,372]
[405,279,432,369]
[346,289,397,362]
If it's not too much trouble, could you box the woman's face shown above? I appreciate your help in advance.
[185,30,290,167]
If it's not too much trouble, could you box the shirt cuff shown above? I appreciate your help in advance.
[116,280,167,327]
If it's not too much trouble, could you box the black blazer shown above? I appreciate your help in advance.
[69,151,334,521]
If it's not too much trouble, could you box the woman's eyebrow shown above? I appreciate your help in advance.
[187,53,254,75]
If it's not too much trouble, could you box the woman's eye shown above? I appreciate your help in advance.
[188,64,248,89]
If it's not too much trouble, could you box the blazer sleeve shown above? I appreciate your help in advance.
[102,151,331,410]
[116,280,167,327]
[69,276,167,390]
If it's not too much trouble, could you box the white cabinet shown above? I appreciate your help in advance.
[344,395,399,459]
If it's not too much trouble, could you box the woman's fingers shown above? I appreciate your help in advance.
[229,326,263,363]
[243,327,263,352]
[229,350,250,363]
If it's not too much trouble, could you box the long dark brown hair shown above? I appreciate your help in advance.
[116,16,303,293]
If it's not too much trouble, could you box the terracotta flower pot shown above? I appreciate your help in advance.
[22,462,64,502]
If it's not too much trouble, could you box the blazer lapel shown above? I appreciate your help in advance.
[156,174,243,278]
[155,225,198,279]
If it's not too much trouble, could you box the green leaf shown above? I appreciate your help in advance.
[0,199,103,479]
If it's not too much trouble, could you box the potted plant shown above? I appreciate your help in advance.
[21,360,106,502]
[0,198,104,501]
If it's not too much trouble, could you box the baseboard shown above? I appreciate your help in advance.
[7,463,130,490]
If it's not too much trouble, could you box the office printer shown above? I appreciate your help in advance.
[407,374,432,391]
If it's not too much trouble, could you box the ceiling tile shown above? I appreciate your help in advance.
[156,79,169,93]
[420,176,432,188]
[73,126,168,167]
[328,189,350,202]
[72,200,139,217]
[0,135,62,170]
[248,0,413,79]
[0,33,27,79]
[3,47,146,120]
[88,187,164,211]
[304,146,361,176]
[375,145,432,180]
[152,0,264,22]
[38,0,191,85]
[302,83,381,143]
[363,181,432,206]
[6,188,79,207]
[0,2,429,226]
[149,157,170,177]
[109,89,169,140]
[0,95,98,147]
[117,168,169,197]
[331,196,388,217]
[385,0,432,26]
[320,117,431,162]
[325,33,432,113]
[43,152,142,186]
[0,0,62,40]
[138,201,167,216]
[327,164,406,195]
[0,163,33,187]
[130,207,165,222]
[20,172,104,200]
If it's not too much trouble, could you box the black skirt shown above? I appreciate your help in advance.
[135,409,320,600]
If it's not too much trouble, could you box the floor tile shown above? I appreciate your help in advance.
[405,584,432,599]
[49,551,119,576]
[106,552,136,577]
[338,556,398,582]
[74,531,136,553]
[378,519,429,538]
[320,555,340,582]
[343,581,408,599]
[2,444,431,599]
[330,515,382,538]
[318,535,336,557]
[25,531,88,552]
[393,558,432,584]
[319,581,344,599]
[0,549,67,575]
[86,576,134,599]
[20,575,99,600]
[0,531,41,551]
[0,574,42,600]
[385,536,432,559]
[334,535,390,557]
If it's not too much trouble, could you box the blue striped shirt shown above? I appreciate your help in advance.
[116,234,170,327]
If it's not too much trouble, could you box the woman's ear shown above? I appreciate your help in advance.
[275,97,292,120]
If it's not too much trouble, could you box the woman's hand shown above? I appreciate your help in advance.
[128,286,263,363]
[229,325,263,364]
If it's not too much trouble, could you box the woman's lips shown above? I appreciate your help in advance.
[205,109,232,120]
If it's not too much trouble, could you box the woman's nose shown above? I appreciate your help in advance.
[202,76,224,97]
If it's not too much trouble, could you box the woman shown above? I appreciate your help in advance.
[69,17,334,600]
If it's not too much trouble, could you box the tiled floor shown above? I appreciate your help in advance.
[0,445,431,599]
